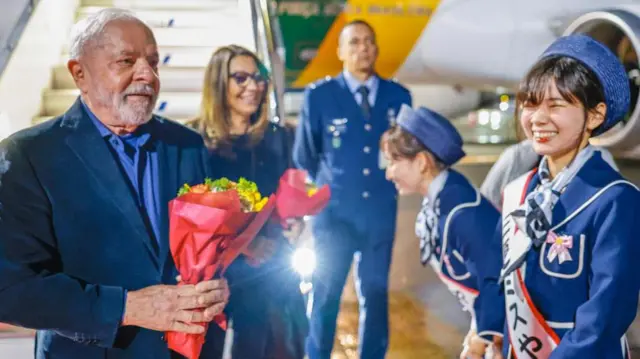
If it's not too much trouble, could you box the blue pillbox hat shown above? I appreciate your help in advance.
[540,34,630,136]
[396,104,465,166]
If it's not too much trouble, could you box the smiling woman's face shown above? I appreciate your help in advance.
[226,55,267,118]
[520,81,588,158]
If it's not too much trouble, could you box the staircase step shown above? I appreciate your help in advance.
[42,89,201,119]
[53,64,206,91]
[42,88,303,120]
[63,26,251,49]
[80,0,237,10]
[62,46,218,67]
[77,7,239,28]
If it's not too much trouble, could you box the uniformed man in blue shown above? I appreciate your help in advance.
[292,19,412,359]
[499,34,640,359]
[381,104,505,359]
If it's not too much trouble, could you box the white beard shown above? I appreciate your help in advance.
[93,83,157,126]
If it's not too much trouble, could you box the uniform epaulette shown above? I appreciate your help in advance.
[309,75,333,90]
[389,77,410,92]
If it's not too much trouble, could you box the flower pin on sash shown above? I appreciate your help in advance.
[546,231,573,264]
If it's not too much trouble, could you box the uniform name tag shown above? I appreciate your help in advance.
[331,118,348,133]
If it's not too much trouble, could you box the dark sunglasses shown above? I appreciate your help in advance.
[230,71,268,86]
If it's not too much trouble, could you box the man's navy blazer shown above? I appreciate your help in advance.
[0,98,213,358]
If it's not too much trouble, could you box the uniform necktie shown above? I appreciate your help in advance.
[357,85,371,118]
[513,145,595,248]
[501,145,595,280]
[415,197,439,265]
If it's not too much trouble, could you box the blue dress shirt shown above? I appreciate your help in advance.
[82,102,161,251]
[342,70,379,106]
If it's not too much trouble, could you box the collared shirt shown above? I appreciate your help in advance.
[479,139,620,210]
[425,169,449,208]
[343,70,379,107]
[82,101,161,251]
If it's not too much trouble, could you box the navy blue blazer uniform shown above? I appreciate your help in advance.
[293,73,411,359]
[0,98,213,359]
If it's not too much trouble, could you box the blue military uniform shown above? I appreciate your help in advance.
[499,35,640,359]
[399,105,504,347]
[293,71,411,359]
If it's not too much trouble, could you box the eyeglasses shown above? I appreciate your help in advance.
[230,71,268,87]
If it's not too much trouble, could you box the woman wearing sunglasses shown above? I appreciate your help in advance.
[189,44,307,359]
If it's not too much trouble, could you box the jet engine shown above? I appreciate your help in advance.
[564,7,640,154]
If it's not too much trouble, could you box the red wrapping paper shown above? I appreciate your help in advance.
[274,169,331,226]
[166,189,275,359]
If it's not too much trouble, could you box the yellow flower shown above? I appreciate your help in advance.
[306,182,319,197]
[180,177,266,212]
[254,197,268,211]
[235,183,266,212]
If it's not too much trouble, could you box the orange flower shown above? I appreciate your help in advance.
[190,184,210,194]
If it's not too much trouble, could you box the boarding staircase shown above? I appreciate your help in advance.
[33,0,285,125]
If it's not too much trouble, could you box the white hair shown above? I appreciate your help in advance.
[69,8,146,60]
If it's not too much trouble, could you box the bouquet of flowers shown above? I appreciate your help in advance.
[274,169,331,227]
[166,177,275,359]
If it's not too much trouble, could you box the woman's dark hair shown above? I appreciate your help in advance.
[380,125,445,169]
[516,56,606,118]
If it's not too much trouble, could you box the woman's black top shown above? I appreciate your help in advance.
[208,123,293,196]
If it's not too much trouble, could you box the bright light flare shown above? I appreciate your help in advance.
[292,247,316,277]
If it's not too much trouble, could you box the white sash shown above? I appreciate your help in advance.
[502,172,560,359]
[503,172,638,359]
[429,257,479,314]
[429,189,483,315]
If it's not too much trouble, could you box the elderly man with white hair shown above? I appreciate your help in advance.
[0,8,228,359]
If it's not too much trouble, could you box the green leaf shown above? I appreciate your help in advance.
[237,177,257,193]
[177,183,191,196]
[211,177,232,191]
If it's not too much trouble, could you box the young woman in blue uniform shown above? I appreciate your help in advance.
[189,45,307,359]
[381,104,505,359]
[499,35,640,359]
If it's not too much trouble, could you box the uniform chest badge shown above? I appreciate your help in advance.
[387,108,396,126]
[328,118,348,149]
[546,231,573,264]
